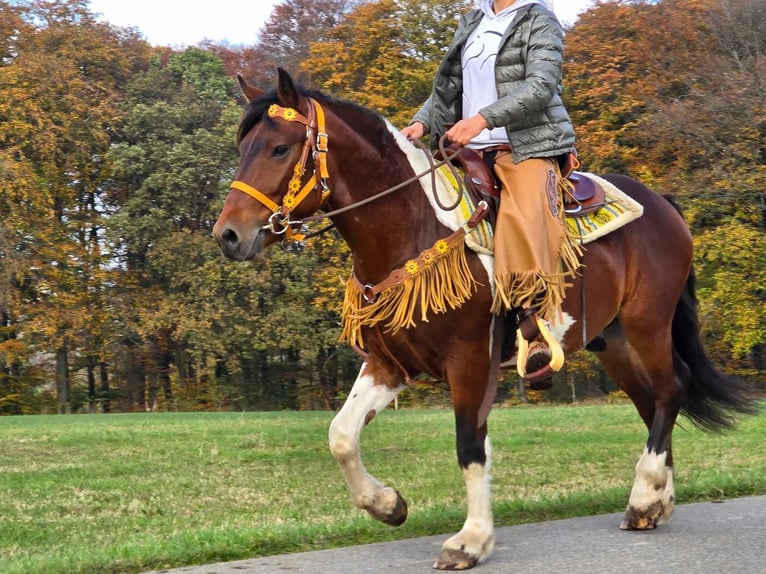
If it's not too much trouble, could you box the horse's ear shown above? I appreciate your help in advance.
[276,67,302,110]
[237,74,264,103]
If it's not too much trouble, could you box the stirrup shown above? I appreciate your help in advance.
[516,316,565,379]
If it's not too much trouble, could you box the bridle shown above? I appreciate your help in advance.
[229,97,330,241]
[228,97,469,243]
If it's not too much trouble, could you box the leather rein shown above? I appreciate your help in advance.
[228,97,471,242]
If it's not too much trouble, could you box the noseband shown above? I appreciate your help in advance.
[229,97,330,241]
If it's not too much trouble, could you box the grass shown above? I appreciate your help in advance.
[0,403,764,574]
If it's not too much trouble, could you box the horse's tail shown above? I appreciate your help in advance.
[664,195,759,430]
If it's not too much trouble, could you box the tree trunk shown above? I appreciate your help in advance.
[56,344,70,414]
[87,356,97,413]
[160,346,174,410]
[100,360,110,413]
[570,372,577,404]
[0,311,9,378]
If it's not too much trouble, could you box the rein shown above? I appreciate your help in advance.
[228,97,469,242]
[299,133,466,225]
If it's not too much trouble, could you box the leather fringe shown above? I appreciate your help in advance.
[340,240,477,348]
[490,174,584,321]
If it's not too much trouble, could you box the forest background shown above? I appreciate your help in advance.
[1,0,764,415]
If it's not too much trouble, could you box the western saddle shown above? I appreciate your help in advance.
[434,144,605,218]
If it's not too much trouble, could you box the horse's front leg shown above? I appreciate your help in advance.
[328,362,407,526]
[435,359,496,570]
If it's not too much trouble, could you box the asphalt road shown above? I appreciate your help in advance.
[144,495,766,574]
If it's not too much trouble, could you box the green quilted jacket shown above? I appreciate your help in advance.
[412,4,575,163]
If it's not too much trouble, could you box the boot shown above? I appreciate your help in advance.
[516,309,562,390]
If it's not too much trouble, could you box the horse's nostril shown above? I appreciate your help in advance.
[221,228,238,245]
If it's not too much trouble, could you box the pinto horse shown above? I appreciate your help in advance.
[213,69,754,570]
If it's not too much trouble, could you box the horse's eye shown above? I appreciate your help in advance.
[272,145,290,158]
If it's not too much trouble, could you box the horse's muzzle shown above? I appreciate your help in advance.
[213,223,267,261]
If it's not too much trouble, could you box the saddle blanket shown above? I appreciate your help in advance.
[565,172,644,244]
[438,167,644,254]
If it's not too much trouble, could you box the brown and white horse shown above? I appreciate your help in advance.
[213,69,754,570]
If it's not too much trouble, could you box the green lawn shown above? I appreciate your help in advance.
[0,404,764,574]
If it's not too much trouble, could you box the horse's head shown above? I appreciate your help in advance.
[213,68,329,260]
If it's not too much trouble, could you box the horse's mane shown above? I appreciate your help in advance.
[238,86,397,152]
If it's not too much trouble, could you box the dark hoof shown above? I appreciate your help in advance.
[366,489,408,526]
[620,501,664,530]
[433,548,479,571]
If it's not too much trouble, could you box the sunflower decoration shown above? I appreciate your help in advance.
[422,252,435,266]
[404,260,419,275]
[434,240,450,256]
[283,195,297,209]
[282,107,297,121]
[288,178,301,194]
[267,104,280,118]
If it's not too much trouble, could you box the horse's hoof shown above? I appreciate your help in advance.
[620,500,664,530]
[433,548,479,570]
[366,489,408,526]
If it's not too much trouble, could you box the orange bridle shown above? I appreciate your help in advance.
[229,97,330,241]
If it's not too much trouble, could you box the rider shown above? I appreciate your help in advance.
[400,0,581,388]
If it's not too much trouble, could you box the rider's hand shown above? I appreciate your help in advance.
[400,122,425,140]
[445,114,488,146]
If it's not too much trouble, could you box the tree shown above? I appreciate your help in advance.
[301,0,470,128]
[0,0,149,413]
[235,0,356,89]
[565,0,765,380]
[106,46,242,410]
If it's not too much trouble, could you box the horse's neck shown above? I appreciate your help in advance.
[326,128,447,284]
[332,182,440,284]
[326,162,443,283]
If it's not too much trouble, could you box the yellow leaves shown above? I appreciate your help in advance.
[300,0,468,127]
[694,222,766,359]
[0,339,28,363]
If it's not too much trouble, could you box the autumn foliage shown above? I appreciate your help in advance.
[0,0,763,414]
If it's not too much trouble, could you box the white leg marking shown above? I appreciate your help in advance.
[628,447,674,521]
[328,363,404,520]
[441,437,495,563]
[658,467,675,524]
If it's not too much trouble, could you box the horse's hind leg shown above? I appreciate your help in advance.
[328,361,407,525]
[597,320,677,529]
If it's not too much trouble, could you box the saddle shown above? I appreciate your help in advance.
[433,145,500,218]
[434,145,606,219]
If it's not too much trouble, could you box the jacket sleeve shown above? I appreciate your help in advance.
[411,95,433,133]
[479,11,564,128]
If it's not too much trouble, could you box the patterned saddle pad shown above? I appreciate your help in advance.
[438,167,644,254]
[564,172,644,245]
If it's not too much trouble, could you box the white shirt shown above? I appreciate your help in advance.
[462,0,546,149]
